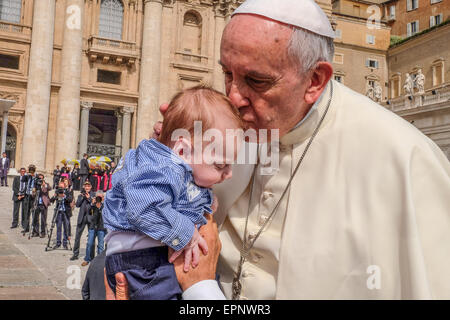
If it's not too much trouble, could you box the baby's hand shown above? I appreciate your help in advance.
[168,227,208,272]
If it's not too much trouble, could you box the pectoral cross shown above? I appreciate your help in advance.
[232,255,245,300]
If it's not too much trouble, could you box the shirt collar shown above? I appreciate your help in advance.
[290,88,325,131]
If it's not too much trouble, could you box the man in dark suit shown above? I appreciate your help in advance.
[70,181,95,261]
[11,167,27,229]
[79,154,90,187]
[0,152,10,187]
[52,165,61,189]
[81,251,106,300]
[50,183,73,249]
[21,164,37,234]
[32,174,51,238]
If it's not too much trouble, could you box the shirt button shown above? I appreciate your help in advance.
[262,191,273,201]
[242,271,252,278]
[171,238,180,247]
[250,252,262,263]
[247,231,257,242]
[259,215,269,226]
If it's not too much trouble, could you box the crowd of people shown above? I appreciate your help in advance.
[7,154,117,269]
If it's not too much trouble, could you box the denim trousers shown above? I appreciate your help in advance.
[56,211,69,246]
[105,246,182,300]
[84,229,105,262]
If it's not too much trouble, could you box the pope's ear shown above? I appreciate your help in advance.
[172,137,193,162]
[304,61,333,105]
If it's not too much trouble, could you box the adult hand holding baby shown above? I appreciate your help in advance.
[104,213,221,299]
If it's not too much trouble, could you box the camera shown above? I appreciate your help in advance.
[95,196,103,203]
[35,177,43,189]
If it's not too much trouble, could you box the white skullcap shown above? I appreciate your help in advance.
[232,0,335,39]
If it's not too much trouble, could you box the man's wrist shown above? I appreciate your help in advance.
[180,274,215,292]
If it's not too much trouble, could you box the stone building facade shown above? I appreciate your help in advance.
[385,21,450,159]
[332,0,391,100]
[0,0,255,172]
[383,0,450,37]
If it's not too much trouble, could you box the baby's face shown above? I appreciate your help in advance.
[190,115,241,189]
[190,161,233,189]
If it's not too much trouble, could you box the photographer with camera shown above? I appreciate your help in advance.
[21,165,37,235]
[81,193,106,267]
[11,168,27,229]
[70,181,95,261]
[50,182,73,249]
[32,174,51,238]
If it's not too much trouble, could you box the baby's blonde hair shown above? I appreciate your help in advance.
[159,85,242,146]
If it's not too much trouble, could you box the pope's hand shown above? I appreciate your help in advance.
[168,214,221,291]
[150,103,169,140]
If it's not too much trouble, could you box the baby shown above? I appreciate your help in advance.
[103,86,242,300]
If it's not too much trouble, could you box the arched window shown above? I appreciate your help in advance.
[0,0,22,24]
[99,0,124,40]
[182,11,202,56]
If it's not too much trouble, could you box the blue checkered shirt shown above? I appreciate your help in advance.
[103,139,213,251]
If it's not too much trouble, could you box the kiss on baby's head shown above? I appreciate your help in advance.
[158,85,243,189]
[159,85,242,147]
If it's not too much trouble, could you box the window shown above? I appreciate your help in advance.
[97,69,121,85]
[407,21,419,36]
[430,14,443,27]
[366,59,379,69]
[0,53,19,69]
[431,0,442,4]
[353,5,360,16]
[407,0,418,11]
[0,0,22,23]
[182,11,202,57]
[432,59,445,86]
[390,74,401,99]
[335,29,342,39]
[334,75,342,83]
[389,5,396,19]
[333,53,344,64]
[366,34,375,44]
[99,0,124,40]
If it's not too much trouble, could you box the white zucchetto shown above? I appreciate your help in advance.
[232,0,335,39]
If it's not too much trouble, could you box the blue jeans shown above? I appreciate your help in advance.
[56,211,69,246]
[105,247,182,300]
[84,229,106,262]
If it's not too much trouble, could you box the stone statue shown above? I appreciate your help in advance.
[414,69,425,95]
[374,82,382,102]
[403,73,414,97]
[365,84,374,100]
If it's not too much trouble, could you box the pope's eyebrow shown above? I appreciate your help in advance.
[219,60,275,79]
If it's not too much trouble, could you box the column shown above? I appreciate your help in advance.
[21,0,56,169]
[1,111,8,154]
[79,102,93,157]
[115,110,123,158]
[136,0,163,145]
[213,8,226,93]
[54,0,85,164]
[121,107,133,155]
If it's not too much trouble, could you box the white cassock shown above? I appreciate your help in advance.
[185,80,450,300]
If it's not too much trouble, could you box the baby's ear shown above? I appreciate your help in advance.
[173,137,193,163]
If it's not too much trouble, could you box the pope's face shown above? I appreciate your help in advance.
[220,15,312,139]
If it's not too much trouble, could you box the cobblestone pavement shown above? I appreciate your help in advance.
[0,186,91,300]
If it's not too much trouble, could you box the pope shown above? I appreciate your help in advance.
[107,0,450,299]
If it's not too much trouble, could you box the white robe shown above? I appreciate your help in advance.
[213,80,450,299]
